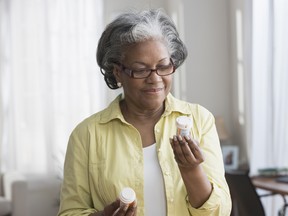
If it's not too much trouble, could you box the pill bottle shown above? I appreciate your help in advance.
[176,116,193,137]
[119,187,136,207]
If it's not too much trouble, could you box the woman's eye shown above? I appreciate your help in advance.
[134,69,149,73]
[158,64,170,69]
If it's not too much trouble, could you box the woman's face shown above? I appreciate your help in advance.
[114,39,173,111]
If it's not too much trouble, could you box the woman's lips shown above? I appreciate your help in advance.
[143,87,164,93]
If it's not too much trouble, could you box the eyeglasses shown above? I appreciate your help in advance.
[118,59,175,79]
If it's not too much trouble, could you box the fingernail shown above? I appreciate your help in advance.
[133,199,137,207]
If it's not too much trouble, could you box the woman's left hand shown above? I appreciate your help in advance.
[170,135,204,169]
[170,135,213,208]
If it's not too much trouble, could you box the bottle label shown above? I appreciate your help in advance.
[176,116,192,136]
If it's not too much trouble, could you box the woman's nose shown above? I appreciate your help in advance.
[146,69,162,81]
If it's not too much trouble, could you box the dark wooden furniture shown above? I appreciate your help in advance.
[225,170,266,216]
[252,175,288,216]
[252,175,288,196]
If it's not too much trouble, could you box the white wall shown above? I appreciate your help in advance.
[103,0,167,19]
[228,0,251,166]
[181,0,233,134]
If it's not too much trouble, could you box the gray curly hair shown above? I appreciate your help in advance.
[96,8,188,89]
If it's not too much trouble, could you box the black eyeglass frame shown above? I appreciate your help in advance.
[117,58,176,79]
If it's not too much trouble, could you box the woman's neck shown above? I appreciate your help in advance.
[120,100,164,124]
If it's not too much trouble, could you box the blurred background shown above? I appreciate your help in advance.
[0,0,287,215]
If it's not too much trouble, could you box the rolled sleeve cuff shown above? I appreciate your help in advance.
[186,184,231,216]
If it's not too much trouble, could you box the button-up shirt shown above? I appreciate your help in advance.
[58,93,232,216]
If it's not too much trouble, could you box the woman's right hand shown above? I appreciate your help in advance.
[92,199,137,216]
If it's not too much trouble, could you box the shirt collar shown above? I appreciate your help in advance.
[99,93,191,124]
[99,94,125,124]
[163,93,192,117]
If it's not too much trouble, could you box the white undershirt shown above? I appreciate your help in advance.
[143,143,167,216]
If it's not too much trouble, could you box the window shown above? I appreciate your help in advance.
[250,0,288,214]
[0,0,105,174]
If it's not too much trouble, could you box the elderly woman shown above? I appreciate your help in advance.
[58,8,232,216]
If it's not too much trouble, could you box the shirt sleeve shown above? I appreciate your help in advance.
[57,126,97,216]
[186,105,232,216]
[186,183,232,216]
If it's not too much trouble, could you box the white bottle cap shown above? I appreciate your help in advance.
[119,187,136,205]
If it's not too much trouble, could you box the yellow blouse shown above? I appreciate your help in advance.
[58,93,232,216]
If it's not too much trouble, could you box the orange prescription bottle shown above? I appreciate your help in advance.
[119,187,136,207]
[176,116,193,137]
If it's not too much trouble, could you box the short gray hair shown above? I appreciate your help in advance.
[96,8,188,89]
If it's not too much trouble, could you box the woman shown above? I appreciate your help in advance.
[58,8,232,216]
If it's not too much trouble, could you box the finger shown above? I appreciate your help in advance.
[131,200,138,216]
[116,204,129,215]
[169,138,174,148]
[179,139,197,163]
[132,199,137,207]
[112,208,120,216]
[172,135,188,164]
[111,199,120,210]
[105,200,120,216]
[185,137,204,162]
[126,202,137,216]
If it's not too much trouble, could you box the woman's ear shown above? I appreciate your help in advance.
[113,64,122,82]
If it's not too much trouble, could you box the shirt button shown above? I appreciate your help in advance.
[155,128,160,133]
[165,171,170,176]
[170,198,174,203]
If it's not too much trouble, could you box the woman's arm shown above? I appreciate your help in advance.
[170,135,212,207]
[170,109,232,215]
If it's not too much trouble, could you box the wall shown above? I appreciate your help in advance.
[182,0,249,165]
[181,0,234,141]
[228,0,251,166]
